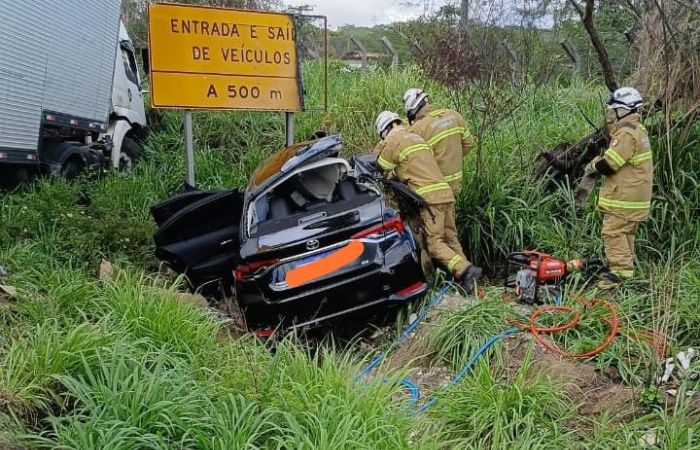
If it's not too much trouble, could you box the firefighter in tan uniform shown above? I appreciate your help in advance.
[374,111,482,293]
[403,88,475,196]
[580,87,653,290]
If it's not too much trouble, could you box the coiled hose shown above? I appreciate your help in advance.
[356,285,625,415]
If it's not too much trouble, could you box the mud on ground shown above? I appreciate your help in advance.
[376,292,642,422]
[503,333,640,422]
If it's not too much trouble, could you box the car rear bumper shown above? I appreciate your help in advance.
[238,249,426,329]
[288,281,427,330]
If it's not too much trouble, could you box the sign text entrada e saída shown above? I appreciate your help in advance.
[148,3,302,111]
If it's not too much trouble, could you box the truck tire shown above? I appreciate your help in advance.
[61,157,85,179]
[119,136,142,171]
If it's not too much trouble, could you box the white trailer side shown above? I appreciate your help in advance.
[0,0,121,155]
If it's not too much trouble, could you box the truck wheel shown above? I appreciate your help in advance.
[62,157,84,179]
[15,168,31,184]
[119,136,142,171]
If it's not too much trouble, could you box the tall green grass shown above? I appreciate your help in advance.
[2,270,434,448]
[428,354,574,449]
[1,62,698,448]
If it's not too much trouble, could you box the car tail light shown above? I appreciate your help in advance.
[396,281,425,297]
[0,152,7,160]
[352,217,405,239]
[234,258,279,281]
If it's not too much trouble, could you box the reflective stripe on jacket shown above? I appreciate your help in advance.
[376,125,454,205]
[597,113,653,222]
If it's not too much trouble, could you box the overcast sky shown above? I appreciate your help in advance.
[284,0,448,28]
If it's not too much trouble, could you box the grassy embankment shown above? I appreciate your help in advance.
[0,62,698,448]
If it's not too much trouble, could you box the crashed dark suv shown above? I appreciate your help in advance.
[151,136,426,330]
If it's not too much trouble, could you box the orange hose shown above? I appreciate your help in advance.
[509,297,620,359]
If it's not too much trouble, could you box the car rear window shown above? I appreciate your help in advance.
[248,141,311,190]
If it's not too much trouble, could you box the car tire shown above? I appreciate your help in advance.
[119,136,142,171]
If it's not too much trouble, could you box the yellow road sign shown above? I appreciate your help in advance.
[148,3,302,111]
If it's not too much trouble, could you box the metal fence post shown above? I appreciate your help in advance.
[381,36,399,67]
[285,112,294,147]
[560,38,581,75]
[350,36,368,70]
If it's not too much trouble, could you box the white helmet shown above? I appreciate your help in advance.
[606,87,643,110]
[375,111,401,138]
[403,88,429,120]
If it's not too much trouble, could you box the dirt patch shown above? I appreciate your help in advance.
[503,333,639,422]
[374,292,476,394]
[174,292,208,308]
[409,365,453,395]
[384,293,474,369]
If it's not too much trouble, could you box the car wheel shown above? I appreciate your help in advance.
[119,136,142,171]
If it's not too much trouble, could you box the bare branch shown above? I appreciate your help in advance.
[568,0,584,16]
[570,0,619,91]
[621,0,643,20]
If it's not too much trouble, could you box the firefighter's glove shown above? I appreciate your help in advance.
[583,157,602,178]
[574,158,601,207]
[574,173,597,208]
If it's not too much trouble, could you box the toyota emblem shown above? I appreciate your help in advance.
[305,239,320,250]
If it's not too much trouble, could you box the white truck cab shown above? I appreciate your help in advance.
[105,22,149,170]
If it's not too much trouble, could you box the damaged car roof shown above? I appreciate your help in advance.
[247,135,342,194]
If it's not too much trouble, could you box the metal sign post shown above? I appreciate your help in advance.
[285,112,294,147]
[184,110,195,187]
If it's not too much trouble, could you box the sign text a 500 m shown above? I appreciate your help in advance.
[148,3,302,111]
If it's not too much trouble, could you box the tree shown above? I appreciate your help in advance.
[460,0,470,36]
[568,0,618,91]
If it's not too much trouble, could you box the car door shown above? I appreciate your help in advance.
[151,189,244,286]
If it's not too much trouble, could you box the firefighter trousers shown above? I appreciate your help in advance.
[601,214,639,278]
[420,202,469,277]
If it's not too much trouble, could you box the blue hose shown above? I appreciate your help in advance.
[412,326,519,415]
[399,378,421,405]
[396,284,450,343]
[354,283,521,414]
[354,284,450,383]
[555,292,562,306]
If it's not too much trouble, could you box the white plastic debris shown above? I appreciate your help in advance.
[408,313,418,337]
[660,358,675,384]
[677,348,696,371]
[369,328,385,340]
[640,431,658,447]
[658,348,697,384]
[0,284,16,299]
